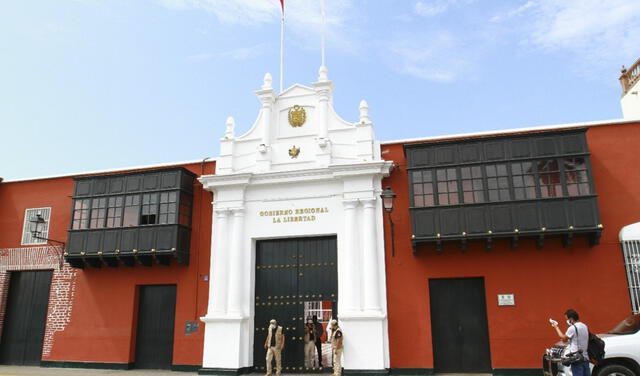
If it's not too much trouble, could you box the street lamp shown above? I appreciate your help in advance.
[29,213,66,267]
[380,187,397,256]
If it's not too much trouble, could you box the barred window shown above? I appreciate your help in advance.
[511,161,537,200]
[461,166,484,203]
[436,168,459,205]
[72,199,91,229]
[412,170,435,207]
[21,207,51,245]
[486,164,510,202]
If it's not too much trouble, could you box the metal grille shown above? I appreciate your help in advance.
[621,240,640,314]
[21,208,51,246]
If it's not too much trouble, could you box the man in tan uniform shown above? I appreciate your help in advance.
[330,319,343,376]
[264,319,285,376]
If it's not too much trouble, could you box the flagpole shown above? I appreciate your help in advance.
[280,11,284,93]
[321,0,326,67]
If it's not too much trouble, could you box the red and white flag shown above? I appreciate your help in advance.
[279,0,284,15]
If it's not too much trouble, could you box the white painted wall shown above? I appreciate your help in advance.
[621,79,640,119]
[200,67,392,371]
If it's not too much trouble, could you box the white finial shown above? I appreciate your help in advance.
[262,73,273,90]
[225,116,235,138]
[318,65,329,82]
[359,100,370,124]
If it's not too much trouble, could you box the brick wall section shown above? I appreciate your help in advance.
[0,246,77,358]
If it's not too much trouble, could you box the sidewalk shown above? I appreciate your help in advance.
[0,366,194,376]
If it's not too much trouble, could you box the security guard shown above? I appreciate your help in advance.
[330,319,343,376]
[264,319,285,376]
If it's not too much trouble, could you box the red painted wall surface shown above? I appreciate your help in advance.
[0,161,214,366]
[381,122,640,370]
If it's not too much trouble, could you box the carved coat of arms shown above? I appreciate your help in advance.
[288,146,300,158]
[288,105,306,127]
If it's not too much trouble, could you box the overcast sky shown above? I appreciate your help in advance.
[2,0,639,181]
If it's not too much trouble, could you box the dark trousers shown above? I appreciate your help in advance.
[315,340,323,366]
[570,361,591,376]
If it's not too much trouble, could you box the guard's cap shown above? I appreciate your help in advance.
[330,319,338,326]
[270,319,277,325]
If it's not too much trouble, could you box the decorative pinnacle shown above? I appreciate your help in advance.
[359,100,370,124]
[225,116,235,138]
[318,65,329,82]
[262,73,273,90]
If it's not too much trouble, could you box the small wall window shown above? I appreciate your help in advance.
[21,207,51,245]
[620,223,640,314]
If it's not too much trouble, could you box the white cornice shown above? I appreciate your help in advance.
[198,161,393,189]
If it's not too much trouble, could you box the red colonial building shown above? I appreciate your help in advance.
[1,61,639,375]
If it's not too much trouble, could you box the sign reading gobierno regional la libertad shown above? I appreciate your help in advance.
[259,207,330,224]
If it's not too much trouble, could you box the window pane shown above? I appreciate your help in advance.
[438,194,448,205]
[438,182,447,192]
[437,169,446,180]
[424,195,434,206]
[424,184,433,194]
[449,193,459,204]
[414,184,423,195]
[447,181,457,191]
[412,171,422,183]
[414,195,424,207]
[474,191,484,202]
[461,167,470,179]
[472,166,482,178]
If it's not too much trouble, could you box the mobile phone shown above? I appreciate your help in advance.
[549,318,558,326]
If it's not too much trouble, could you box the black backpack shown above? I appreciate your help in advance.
[587,332,606,363]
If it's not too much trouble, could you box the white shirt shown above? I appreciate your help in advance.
[565,321,589,354]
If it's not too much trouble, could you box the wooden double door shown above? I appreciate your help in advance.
[254,236,338,372]
[0,270,52,365]
[429,277,492,373]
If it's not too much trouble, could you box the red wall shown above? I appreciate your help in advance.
[0,161,214,366]
[381,122,640,369]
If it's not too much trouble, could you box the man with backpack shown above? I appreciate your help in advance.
[551,309,591,376]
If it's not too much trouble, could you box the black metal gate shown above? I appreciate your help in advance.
[429,277,492,373]
[134,285,177,369]
[254,236,337,373]
[0,270,53,365]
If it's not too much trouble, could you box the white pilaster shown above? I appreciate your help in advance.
[340,199,360,313]
[361,198,381,313]
[227,208,246,316]
[208,208,230,315]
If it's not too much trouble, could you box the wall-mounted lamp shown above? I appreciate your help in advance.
[380,187,397,257]
[30,213,66,267]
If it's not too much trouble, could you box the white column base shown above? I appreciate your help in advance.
[339,313,388,371]
[201,316,250,369]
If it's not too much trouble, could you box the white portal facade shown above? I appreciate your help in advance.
[199,67,392,372]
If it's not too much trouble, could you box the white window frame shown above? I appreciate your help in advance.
[620,222,640,314]
[21,207,52,246]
